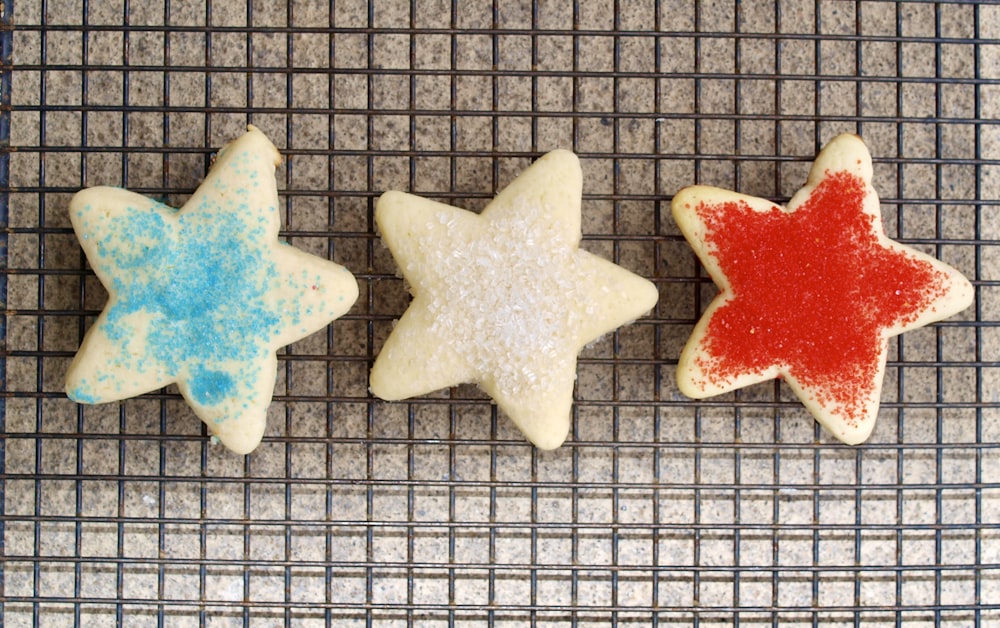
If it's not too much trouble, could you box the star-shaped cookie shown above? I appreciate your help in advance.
[672,133,973,444]
[66,126,359,454]
[369,150,659,449]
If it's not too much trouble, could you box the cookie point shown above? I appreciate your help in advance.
[376,189,408,206]
[670,186,695,212]
[813,133,873,182]
[228,124,282,167]
[374,190,412,225]
[529,427,569,451]
[65,383,97,405]
[641,278,660,309]
[540,148,579,165]
[214,432,260,456]
[525,149,583,188]
[833,419,876,446]
[674,368,709,400]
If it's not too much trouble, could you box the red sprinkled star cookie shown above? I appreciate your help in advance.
[672,133,974,444]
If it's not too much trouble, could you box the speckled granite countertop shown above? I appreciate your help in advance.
[2,0,998,625]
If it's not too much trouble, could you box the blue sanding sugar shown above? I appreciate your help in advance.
[68,146,301,415]
[187,365,238,406]
[99,202,281,385]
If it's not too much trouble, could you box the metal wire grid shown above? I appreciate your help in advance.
[1,0,998,624]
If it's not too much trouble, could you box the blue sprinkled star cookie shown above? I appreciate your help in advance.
[66,126,359,454]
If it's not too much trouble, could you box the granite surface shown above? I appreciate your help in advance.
[3,0,998,625]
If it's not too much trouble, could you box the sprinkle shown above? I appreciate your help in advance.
[673,133,973,445]
[370,150,659,450]
[65,126,360,455]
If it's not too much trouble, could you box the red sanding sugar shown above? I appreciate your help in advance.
[695,170,949,422]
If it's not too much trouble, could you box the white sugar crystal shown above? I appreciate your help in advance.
[419,202,586,398]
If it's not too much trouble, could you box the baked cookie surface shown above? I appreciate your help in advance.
[66,126,359,454]
[672,133,973,444]
[370,150,659,449]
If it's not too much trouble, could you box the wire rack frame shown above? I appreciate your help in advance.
[1,0,998,625]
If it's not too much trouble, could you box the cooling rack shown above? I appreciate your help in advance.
[2,0,998,625]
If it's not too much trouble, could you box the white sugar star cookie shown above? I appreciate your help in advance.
[370,150,659,449]
[66,126,359,454]
[673,133,973,444]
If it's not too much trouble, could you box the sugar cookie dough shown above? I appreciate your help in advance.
[672,133,973,444]
[66,126,359,454]
[370,150,659,449]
